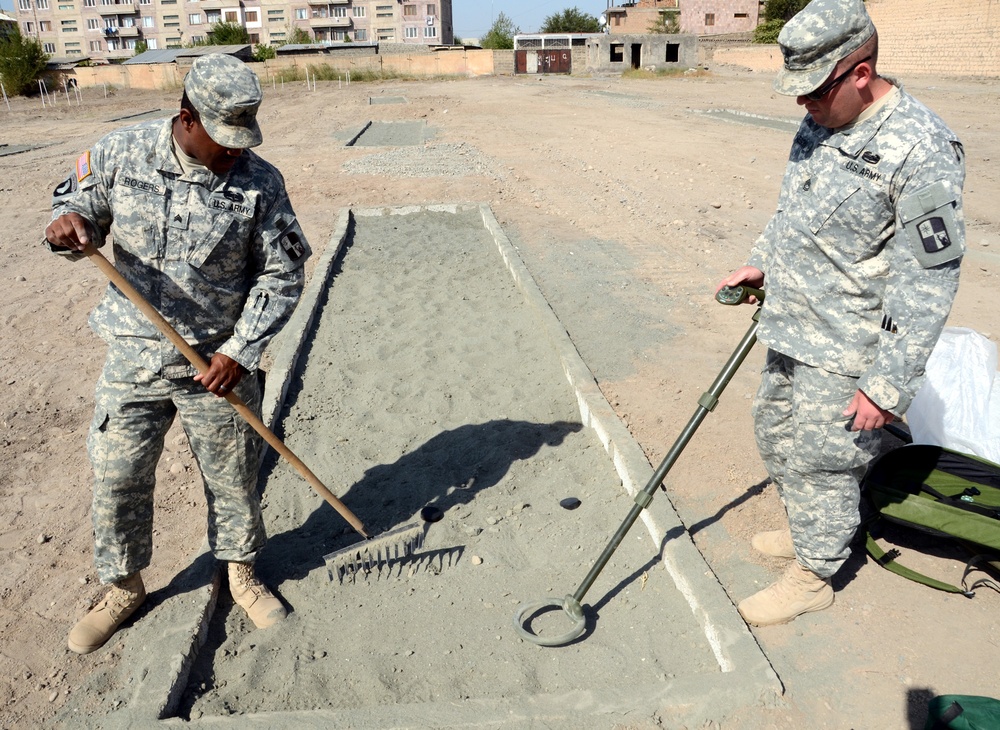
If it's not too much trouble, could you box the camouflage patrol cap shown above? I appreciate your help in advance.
[184,53,263,148]
[773,0,875,97]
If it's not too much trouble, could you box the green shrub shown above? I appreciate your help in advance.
[0,29,48,96]
[753,19,785,44]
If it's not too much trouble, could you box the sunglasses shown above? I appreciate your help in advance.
[803,56,872,101]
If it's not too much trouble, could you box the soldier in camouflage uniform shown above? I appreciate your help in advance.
[717,0,965,626]
[45,54,312,653]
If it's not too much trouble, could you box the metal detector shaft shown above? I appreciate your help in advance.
[570,312,761,606]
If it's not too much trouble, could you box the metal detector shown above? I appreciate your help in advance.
[513,285,764,646]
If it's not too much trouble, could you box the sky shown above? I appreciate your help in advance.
[453,0,607,39]
[0,0,606,36]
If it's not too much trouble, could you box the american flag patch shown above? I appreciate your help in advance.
[76,151,92,182]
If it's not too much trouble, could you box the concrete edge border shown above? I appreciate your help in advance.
[475,204,780,690]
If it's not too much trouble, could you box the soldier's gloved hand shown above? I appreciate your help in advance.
[195,353,245,397]
[45,213,94,252]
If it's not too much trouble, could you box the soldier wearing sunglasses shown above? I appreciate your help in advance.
[717,0,965,627]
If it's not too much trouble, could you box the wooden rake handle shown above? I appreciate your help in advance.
[82,243,370,539]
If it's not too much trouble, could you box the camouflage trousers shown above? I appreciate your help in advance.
[752,350,882,579]
[87,350,265,584]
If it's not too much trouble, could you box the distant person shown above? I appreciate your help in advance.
[44,53,311,653]
[717,0,965,626]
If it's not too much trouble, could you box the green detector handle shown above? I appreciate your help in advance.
[716,284,765,305]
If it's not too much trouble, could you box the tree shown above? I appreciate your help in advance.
[207,21,250,45]
[480,12,519,50]
[540,7,601,33]
[753,0,810,44]
[0,29,48,96]
[281,25,313,46]
[133,40,148,56]
[252,43,275,61]
[648,12,680,34]
[762,0,810,22]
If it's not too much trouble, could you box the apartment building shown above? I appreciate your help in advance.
[12,0,452,62]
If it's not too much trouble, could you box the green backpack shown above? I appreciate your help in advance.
[925,695,1000,729]
[863,438,1000,595]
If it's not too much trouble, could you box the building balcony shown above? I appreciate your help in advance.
[116,25,140,36]
[104,47,133,58]
[96,1,137,14]
[307,0,349,5]
[308,15,350,27]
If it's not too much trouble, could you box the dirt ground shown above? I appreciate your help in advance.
[1,64,999,729]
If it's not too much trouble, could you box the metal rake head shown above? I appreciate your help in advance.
[324,522,425,583]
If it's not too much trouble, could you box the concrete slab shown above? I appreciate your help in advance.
[105,109,169,124]
[345,120,430,146]
[369,96,408,105]
[0,142,56,157]
[693,109,801,134]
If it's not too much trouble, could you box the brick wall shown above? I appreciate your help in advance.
[681,0,759,35]
[712,0,1000,79]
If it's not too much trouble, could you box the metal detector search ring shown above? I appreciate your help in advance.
[512,595,586,647]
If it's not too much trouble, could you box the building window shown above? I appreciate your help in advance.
[375,4,392,17]
[188,13,200,23]
[60,20,77,31]
[23,21,33,32]
[613,14,620,26]
[376,27,393,40]
[403,4,415,16]
[89,39,102,50]
[295,8,307,19]
[146,38,157,48]
[333,6,345,17]
[189,34,203,42]
[206,10,220,21]
[249,32,258,42]
[36,0,49,9]
[734,13,748,19]
[58,4,74,10]
[166,36,181,46]
[104,17,117,27]
[270,31,285,39]
[87,18,100,28]
[267,9,283,21]
[123,38,136,48]
[610,43,623,62]
[245,10,257,21]
[332,29,343,40]
[142,16,154,27]
[352,5,364,16]
[18,0,30,10]
[423,24,435,37]
[39,20,52,30]
[43,42,56,52]
[224,10,237,21]
[426,3,435,15]
[121,16,134,26]
[705,13,714,26]
[404,26,417,38]
[354,27,365,40]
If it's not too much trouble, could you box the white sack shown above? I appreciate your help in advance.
[905,326,1000,463]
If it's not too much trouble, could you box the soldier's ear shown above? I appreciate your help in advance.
[178,108,197,130]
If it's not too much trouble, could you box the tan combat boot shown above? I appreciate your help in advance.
[751,527,796,559]
[228,562,286,629]
[738,561,834,627]
[68,572,146,654]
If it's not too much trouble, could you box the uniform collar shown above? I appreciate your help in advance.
[825,85,903,157]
